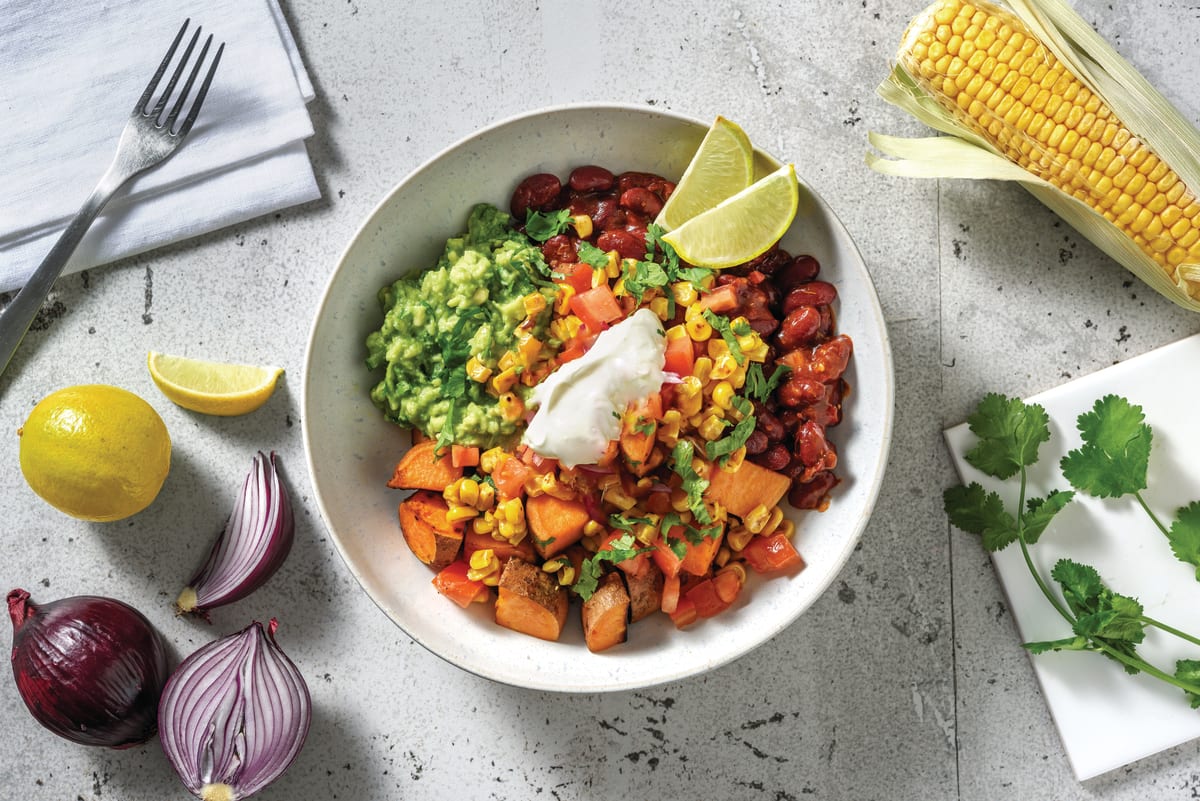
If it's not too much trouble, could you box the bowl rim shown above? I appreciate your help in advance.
[301,101,896,691]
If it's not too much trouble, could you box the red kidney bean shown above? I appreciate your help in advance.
[788,471,838,510]
[776,255,821,290]
[591,197,619,231]
[759,444,792,471]
[596,228,646,260]
[796,420,834,467]
[757,410,785,442]
[616,171,659,194]
[782,281,838,313]
[776,305,823,350]
[778,375,826,407]
[623,213,649,233]
[511,173,562,218]
[778,334,853,383]
[541,234,578,266]
[569,165,615,193]
[619,187,664,218]
[744,430,769,456]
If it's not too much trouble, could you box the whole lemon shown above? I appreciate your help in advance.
[19,384,171,522]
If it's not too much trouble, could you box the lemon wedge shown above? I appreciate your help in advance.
[148,352,283,416]
[655,116,755,231]
[661,163,799,269]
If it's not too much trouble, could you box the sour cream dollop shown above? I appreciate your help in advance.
[521,308,667,467]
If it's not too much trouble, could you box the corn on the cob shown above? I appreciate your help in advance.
[895,0,1200,294]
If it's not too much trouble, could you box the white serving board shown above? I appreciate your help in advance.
[944,332,1200,780]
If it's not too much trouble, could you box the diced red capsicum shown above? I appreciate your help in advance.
[570,284,624,332]
[741,533,806,574]
[432,560,490,608]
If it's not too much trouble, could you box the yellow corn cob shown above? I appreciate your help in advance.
[897,0,1200,287]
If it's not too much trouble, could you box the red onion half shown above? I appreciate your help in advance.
[159,619,311,800]
[177,451,294,618]
[7,589,169,748]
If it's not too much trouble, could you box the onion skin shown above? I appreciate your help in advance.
[7,589,169,748]
[177,451,295,618]
[159,619,311,800]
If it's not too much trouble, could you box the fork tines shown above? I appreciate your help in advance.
[136,19,224,137]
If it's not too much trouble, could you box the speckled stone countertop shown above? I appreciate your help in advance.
[3,2,1200,800]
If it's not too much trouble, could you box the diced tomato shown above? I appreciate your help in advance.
[570,285,624,332]
[713,568,744,605]
[651,528,685,578]
[492,457,532,500]
[663,334,695,377]
[519,446,557,474]
[741,533,806,574]
[668,595,698,628]
[451,445,479,468]
[432,560,490,608]
[556,262,595,295]
[696,283,737,313]
[680,526,724,576]
[685,578,729,618]
[557,336,589,364]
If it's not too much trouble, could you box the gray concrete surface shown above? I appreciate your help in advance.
[3,1,1200,799]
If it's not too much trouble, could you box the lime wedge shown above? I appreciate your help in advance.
[148,352,283,416]
[655,116,754,231]
[661,163,799,269]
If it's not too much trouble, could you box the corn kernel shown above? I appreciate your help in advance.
[583,519,605,537]
[722,446,747,472]
[685,315,712,341]
[692,356,713,384]
[571,214,593,239]
[473,511,496,534]
[555,284,576,315]
[710,380,734,409]
[649,296,671,320]
[479,447,506,474]
[541,557,567,572]
[499,392,524,422]
[744,504,771,534]
[670,281,698,306]
[491,368,519,395]
[699,413,728,441]
[727,524,754,552]
[465,356,493,383]
[714,545,732,568]
[456,478,479,508]
[710,353,738,380]
[446,504,479,523]
[605,250,621,278]
[761,506,784,536]
[523,292,548,317]
[557,565,577,586]
[777,519,796,539]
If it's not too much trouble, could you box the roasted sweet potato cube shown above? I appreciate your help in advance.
[387,439,463,492]
[581,571,631,653]
[397,491,463,569]
[495,558,569,642]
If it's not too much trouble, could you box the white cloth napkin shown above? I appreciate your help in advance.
[0,0,320,294]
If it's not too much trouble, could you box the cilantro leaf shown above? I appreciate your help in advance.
[608,512,653,533]
[623,259,669,302]
[1175,660,1200,708]
[1167,501,1200,580]
[702,309,746,365]
[1022,490,1076,545]
[524,208,573,243]
[943,482,1019,551]
[963,393,1050,480]
[745,363,791,403]
[1060,395,1152,498]
[669,440,711,525]
[1048,558,1146,672]
[706,396,756,463]
[675,265,714,286]
[573,533,647,600]
[577,241,610,269]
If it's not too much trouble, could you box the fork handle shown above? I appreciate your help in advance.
[0,166,128,378]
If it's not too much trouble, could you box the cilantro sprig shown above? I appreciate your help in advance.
[524,208,573,242]
[669,440,712,525]
[702,309,747,365]
[573,533,649,600]
[945,392,1200,706]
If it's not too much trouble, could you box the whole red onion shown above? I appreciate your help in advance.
[7,589,169,747]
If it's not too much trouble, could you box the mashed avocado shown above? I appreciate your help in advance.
[366,204,556,448]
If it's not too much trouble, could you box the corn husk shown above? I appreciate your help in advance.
[868,0,1200,312]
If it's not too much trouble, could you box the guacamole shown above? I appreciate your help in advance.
[366,204,555,448]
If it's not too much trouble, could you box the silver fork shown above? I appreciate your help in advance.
[0,19,224,378]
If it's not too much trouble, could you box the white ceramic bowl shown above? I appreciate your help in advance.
[303,103,894,692]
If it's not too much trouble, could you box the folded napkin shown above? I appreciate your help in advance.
[0,0,320,294]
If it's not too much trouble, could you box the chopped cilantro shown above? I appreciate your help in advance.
[669,440,711,525]
[573,533,648,600]
[705,396,756,463]
[745,362,791,403]
[524,208,573,242]
[577,241,610,269]
[702,309,746,365]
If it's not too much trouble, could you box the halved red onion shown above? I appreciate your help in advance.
[158,619,310,800]
[177,452,294,618]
